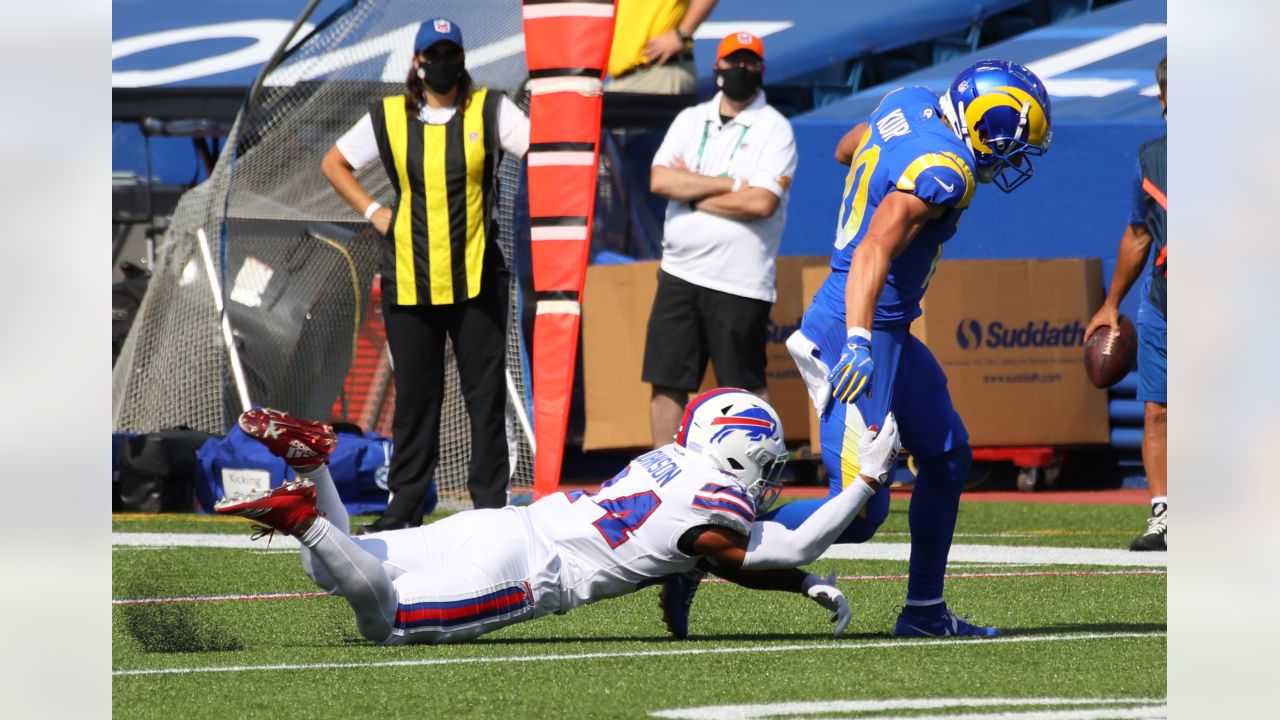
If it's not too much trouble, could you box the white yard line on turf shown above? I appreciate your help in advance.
[819,543,1167,567]
[702,569,1166,585]
[830,709,1165,720]
[113,591,330,605]
[112,532,302,549]
[110,533,1168,567]
[112,630,1164,677]
[651,696,1167,720]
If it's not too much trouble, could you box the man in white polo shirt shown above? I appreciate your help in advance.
[644,32,797,447]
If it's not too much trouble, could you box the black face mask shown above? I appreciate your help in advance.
[716,66,762,102]
[420,58,464,94]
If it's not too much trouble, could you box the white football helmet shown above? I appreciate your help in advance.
[674,388,788,513]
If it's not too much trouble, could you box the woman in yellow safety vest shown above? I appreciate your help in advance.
[322,18,529,533]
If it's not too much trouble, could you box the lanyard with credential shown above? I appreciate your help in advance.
[693,120,750,177]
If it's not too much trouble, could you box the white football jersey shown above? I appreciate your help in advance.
[523,444,758,610]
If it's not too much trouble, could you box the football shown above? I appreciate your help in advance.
[1083,315,1137,389]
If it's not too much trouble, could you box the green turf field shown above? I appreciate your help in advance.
[112,499,1166,719]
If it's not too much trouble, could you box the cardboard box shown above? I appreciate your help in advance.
[580,262,659,452]
[584,257,1108,451]
[804,259,1108,450]
[582,257,828,451]
[914,258,1109,446]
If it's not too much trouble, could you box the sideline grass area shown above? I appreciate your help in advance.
[114,498,1146,548]
[876,499,1148,548]
[112,501,1166,719]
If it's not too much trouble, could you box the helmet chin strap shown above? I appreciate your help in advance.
[940,93,977,162]
[1014,99,1030,144]
[938,93,961,138]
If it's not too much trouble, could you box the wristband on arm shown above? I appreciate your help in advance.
[363,201,382,221]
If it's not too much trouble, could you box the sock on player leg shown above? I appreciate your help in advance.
[902,598,946,620]
[294,465,351,594]
[905,444,971,604]
[1150,496,1167,517]
[300,517,398,642]
[297,465,350,533]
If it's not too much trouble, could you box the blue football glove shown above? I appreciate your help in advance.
[827,329,873,404]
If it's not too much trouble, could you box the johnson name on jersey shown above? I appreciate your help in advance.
[524,444,757,610]
[824,86,978,327]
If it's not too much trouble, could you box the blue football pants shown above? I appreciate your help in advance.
[762,325,970,603]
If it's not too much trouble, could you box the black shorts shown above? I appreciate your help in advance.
[641,269,772,393]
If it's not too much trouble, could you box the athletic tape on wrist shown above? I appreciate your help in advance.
[846,326,872,341]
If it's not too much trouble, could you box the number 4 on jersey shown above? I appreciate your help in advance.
[589,491,662,549]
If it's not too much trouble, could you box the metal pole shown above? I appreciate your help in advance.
[197,227,252,413]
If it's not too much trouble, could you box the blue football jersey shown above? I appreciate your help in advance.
[826,86,977,327]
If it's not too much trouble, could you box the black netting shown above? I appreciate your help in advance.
[112,1,534,508]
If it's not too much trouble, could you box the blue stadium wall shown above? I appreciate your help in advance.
[777,0,1166,321]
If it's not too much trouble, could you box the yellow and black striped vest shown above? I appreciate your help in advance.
[370,88,502,305]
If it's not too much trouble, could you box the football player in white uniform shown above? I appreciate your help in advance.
[216,389,900,644]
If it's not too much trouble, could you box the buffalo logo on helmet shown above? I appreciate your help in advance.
[708,408,776,443]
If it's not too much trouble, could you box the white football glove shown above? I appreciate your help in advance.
[802,571,851,636]
[858,412,901,484]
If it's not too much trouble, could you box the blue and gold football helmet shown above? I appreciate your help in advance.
[940,60,1052,193]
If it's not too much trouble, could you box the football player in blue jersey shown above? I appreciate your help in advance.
[660,59,1053,639]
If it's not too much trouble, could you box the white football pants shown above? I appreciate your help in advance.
[295,467,560,644]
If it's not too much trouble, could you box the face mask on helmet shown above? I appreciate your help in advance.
[942,60,1052,194]
[745,445,787,513]
[971,106,1047,192]
[675,388,788,513]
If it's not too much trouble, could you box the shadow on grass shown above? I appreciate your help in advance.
[117,579,244,654]
[998,622,1167,636]
[468,631,884,646]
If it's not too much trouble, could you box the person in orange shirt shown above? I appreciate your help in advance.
[607,0,718,94]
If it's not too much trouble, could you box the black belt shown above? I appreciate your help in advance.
[614,51,695,80]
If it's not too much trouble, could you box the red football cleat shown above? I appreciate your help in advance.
[238,408,337,467]
[214,478,318,537]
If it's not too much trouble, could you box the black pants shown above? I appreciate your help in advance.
[382,274,510,519]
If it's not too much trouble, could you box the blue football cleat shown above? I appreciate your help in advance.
[658,568,706,640]
[893,604,1001,638]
